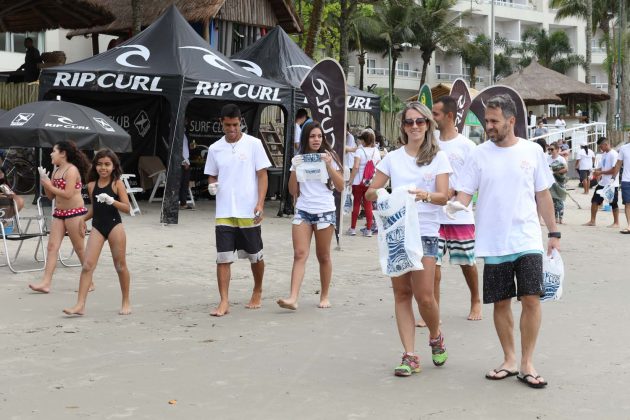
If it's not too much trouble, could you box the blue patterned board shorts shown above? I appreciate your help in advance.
[293,209,336,230]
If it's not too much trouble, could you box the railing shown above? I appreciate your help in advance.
[484,0,535,9]
[356,66,423,79]
[591,82,608,91]
[528,122,607,159]
[436,72,485,83]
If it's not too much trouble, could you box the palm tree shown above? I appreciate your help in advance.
[360,0,416,95]
[411,0,469,85]
[519,28,585,73]
[454,34,510,88]
[304,0,326,58]
[549,0,620,127]
[131,0,142,35]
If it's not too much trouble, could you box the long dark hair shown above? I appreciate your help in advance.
[54,140,90,182]
[298,121,342,190]
[88,149,122,183]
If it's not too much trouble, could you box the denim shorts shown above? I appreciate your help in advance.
[293,209,336,230]
[621,182,630,205]
[421,236,439,258]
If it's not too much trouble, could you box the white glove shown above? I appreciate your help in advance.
[208,182,219,196]
[96,193,115,205]
[291,155,304,167]
[444,200,470,220]
[37,166,50,182]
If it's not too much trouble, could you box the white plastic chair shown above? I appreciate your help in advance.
[121,174,143,216]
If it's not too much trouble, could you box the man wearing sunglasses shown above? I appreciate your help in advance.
[430,96,482,324]
[446,94,559,389]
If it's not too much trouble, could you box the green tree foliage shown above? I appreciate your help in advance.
[411,0,469,85]
[519,28,585,73]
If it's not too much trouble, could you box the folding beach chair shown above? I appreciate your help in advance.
[0,196,47,273]
[121,174,143,216]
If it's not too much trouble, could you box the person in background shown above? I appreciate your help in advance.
[0,169,25,212]
[294,109,310,153]
[17,37,41,83]
[575,145,595,194]
[583,137,619,228]
[179,120,192,210]
[348,128,381,237]
[547,142,568,224]
[533,121,548,138]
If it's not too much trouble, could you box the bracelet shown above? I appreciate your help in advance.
[547,231,561,239]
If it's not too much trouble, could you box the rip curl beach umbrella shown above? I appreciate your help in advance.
[0,100,131,152]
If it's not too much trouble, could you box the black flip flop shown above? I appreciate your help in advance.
[517,373,548,388]
[620,230,630,234]
[485,368,519,380]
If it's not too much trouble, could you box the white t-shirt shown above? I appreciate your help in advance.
[437,134,476,225]
[617,144,630,183]
[352,146,381,185]
[204,133,272,218]
[345,133,356,168]
[294,123,302,150]
[291,159,340,213]
[577,148,595,171]
[598,149,619,187]
[547,155,567,167]
[456,138,554,257]
[377,148,452,237]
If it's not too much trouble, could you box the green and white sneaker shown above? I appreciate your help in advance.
[429,333,448,366]
[394,352,421,377]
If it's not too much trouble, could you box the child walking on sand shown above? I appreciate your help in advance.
[29,140,91,293]
[277,121,344,310]
[63,149,131,315]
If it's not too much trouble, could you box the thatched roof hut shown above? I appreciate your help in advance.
[500,60,610,105]
[0,0,115,32]
[406,83,480,102]
[66,0,301,39]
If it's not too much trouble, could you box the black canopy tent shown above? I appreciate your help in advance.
[38,5,292,224]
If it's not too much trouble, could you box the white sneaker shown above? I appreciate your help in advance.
[346,228,356,236]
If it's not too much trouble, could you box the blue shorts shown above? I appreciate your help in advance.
[621,181,630,205]
[421,236,439,259]
[293,209,336,230]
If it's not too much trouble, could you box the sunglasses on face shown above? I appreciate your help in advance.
[403,117,428,127]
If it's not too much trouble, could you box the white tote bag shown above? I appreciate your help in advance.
[373,186,424,277]
[541,249,564,302]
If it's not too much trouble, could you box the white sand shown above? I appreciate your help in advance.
[1,181,629,419]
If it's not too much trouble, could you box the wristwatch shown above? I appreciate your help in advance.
[547,231,561,239]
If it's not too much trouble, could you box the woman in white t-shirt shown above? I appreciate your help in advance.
[348,128,381,236]
[277,121,344,310]
[576,145,595,194]
[366,102,451,377]
[547,142,568,224]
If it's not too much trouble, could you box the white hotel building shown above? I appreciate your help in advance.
[347,0,609,113]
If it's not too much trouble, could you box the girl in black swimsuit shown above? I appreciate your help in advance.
[63,149,132,316]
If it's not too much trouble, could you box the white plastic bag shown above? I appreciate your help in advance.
[295,153,328,183]
[541,249,564,302]
[596,183,615,203]
[343,185,352,215]
[374,186,424,277]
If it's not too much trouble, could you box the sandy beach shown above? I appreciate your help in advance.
[1,180,629,419]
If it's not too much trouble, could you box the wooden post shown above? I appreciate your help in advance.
[91,33,99,55]
[202,18,210,42]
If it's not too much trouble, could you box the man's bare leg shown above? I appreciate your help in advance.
[607,208,619,228]
[625,204,630,229]
[246,260,264,309]
[582,203,598,226]
[486,298,518,378]
[461,264,482,320]
[211,263,231,316]
[519,295,545,385]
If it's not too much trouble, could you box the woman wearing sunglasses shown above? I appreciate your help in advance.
[366,102,452,377]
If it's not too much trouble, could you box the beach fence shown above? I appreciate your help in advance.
[0,82,38,110]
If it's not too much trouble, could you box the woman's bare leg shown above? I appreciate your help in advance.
[29,218,65,293]
[411,257,441,339]
[277,222,313,310]
[391,273,415,353]
[63,229,105,315]
[107,225,131,315]
[314,225,334,308]
[65,216,93,290]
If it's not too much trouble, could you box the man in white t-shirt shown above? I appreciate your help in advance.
[448,94,559,388]
[204,104,272,317]
[430,95,481,323]
[583,137,619,228]
[575,145,595,194]
[294,108,309,152]
[607,142,630,233]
